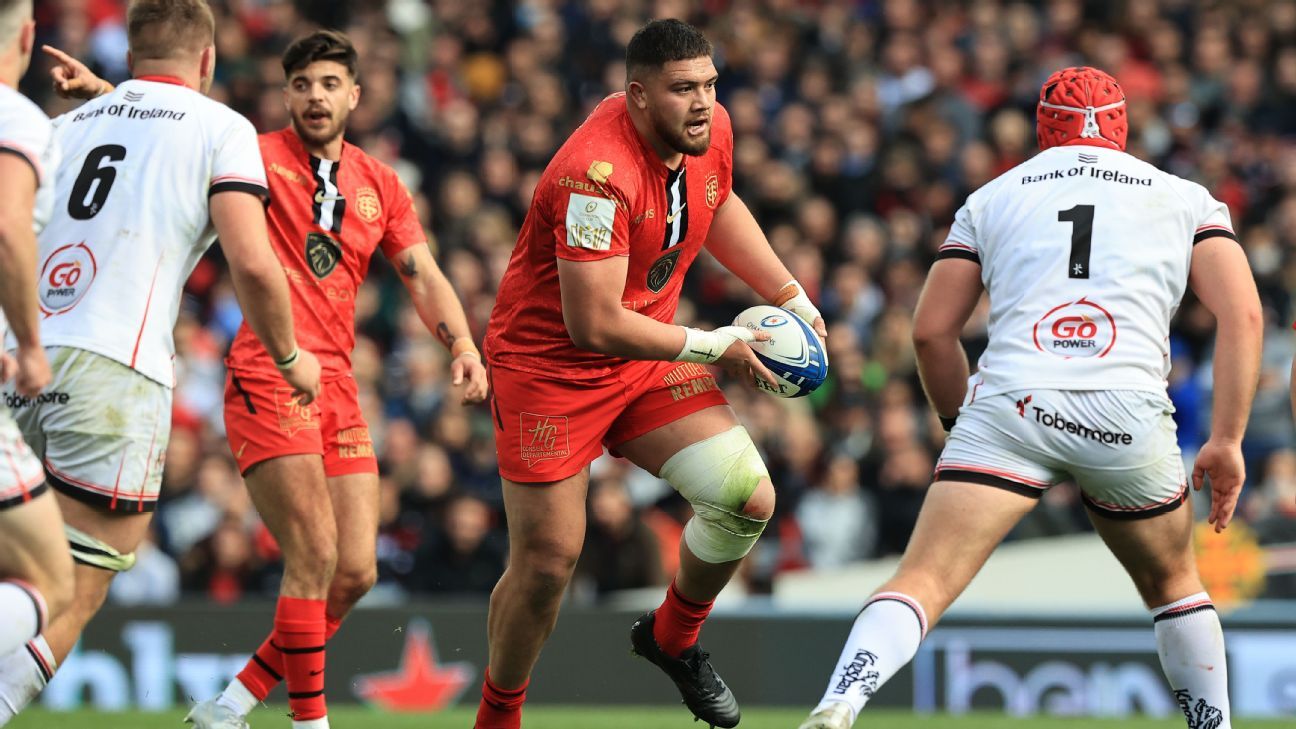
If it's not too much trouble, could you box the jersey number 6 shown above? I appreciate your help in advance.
[1058,204,1094,279]
[68,144,126,220]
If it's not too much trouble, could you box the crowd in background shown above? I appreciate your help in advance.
[20,0,1296,604]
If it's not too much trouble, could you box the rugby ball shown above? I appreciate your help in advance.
[733,305,828,398]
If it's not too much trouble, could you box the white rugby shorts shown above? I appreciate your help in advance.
[0,409,46,510]
[936,389,1187,520]
[7,347,170,513]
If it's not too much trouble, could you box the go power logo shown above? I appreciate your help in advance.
[1033,298,1115,358]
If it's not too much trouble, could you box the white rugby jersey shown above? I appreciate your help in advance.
[938,145,1235,398]
[0,84,60,338]
[15,77,268,387]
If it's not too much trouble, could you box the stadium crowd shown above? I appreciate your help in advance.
[19,0,1296,604]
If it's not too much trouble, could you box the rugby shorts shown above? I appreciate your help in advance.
[489,359,728,483]
[224,369,376,477]
[0,409,45,510]
[936,388,1187,519]
[9,347,169,513]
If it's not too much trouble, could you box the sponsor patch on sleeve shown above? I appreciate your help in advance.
[564,193,616,251]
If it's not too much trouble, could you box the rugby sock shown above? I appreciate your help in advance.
[274,596,327,722]
[228,611,344,712]
[0,636,56,726]
[474,669,527,729]
[812,592,928,722]
[1152,593,1231,729]
[652,580,714,657]
[0,581,46,656]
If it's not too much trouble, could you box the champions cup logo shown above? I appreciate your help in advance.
[356,187,382,223]
[705,174,719,209]
[1033,298,1116,358]
[39,242,97,316]
[519,412,569,467]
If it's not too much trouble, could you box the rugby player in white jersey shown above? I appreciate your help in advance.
[0,0,71,664]
[799,67,1261,729]
[0,0,321,723]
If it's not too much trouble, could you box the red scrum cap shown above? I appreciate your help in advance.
[1037,66,1128,151]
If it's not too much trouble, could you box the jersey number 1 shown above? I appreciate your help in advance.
[68,144,126,220]
[1058,204,1094,279]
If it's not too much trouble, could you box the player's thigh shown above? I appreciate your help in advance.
[1087,497,1197,608]
[500,470,591,570]
[36,348,170,514]
[891,480,1038,619]
[242,454,334,558]
[0,490,72,592]
[605,361,735,476]
[489,364,623,485]
[327,471,380,577]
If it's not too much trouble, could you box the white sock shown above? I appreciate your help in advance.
[0,636,56,727]
[216,677,259,717]
[1152,592,1230,729]
[0,582,45,656]
[292,718,329,729]
[812,592,928,722]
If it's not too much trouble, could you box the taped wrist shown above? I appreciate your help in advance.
[660,426,771,564]
[771,279,822,328]
[673,326,751,365]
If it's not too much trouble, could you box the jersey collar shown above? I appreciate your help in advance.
[134,75,190,89]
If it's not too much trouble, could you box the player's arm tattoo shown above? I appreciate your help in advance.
[436,322,456,349]
[397,251,418,278]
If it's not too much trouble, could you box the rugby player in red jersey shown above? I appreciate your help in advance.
[478,19,825,729]
[44,29,487,729]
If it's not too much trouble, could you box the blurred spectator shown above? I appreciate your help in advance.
[796,455,878,568]
[410,494,506,594]
[576,476,664,597]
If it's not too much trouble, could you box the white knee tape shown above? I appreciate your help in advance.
[66,525,136,572]
[659,426,771,564]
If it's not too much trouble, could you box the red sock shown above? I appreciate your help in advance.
[236,612,343,701]
[273,596,327,721]
[474,669,527,729]
[652,580,714,658]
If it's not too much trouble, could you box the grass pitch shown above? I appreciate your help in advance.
[7,707,1291,728]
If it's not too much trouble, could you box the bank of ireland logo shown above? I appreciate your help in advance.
[520,412,570,467]
[1032,297,1116,358]
[39,242,97,317]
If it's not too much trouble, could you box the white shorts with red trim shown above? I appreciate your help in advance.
[7,347,169,513]
[0,411,45,510]
[936,388,1186,520]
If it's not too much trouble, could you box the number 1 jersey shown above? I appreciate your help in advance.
[22,77,268,387]
[938,145,1235,398]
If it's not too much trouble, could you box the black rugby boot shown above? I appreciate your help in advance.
[630,610,741,728]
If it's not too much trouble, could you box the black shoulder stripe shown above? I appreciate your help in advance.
[935,249,981,264]
[209,181,270,205]
[1192,228,1238,245]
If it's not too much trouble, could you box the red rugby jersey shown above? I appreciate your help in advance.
[485,93,734,378]
[227,128,425,378]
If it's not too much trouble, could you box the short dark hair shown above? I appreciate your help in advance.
[281,30,357,79]
[625,19,712,76]
[126,0,214,60]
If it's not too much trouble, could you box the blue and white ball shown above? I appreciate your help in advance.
[733,305,828,398]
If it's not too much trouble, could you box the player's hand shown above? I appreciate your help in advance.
[1192,438,1245,533]
[773,279,828,340]
[280,349,321,406]
[715,330,780,391]
[43,45,111,100]
[11,345,51,398]
[451,352,488,405]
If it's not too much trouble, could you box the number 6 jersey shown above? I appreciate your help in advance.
[937,144,1235,398]
[15,76,268,387]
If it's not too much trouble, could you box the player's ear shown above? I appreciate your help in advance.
[18,20,34,59]
[200,45,215,82]
[126,49,134,75]
[348,80,360,111]
[627,78,649,110]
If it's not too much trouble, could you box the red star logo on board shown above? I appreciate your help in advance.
[352,620,474,711]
